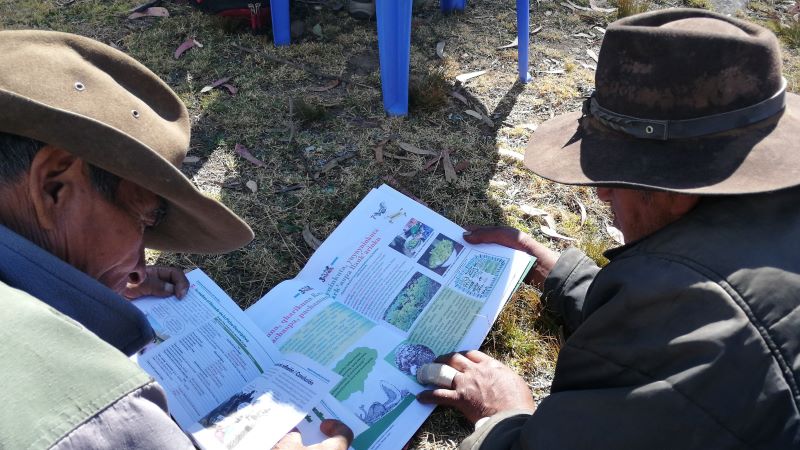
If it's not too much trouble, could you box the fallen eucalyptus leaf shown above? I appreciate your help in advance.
[303,224,323,250]
[498,148,524,161]
[174,38,201,59]
[317,152,356,175]
[398,142,438,156]
[183,156,201,164]
[496,37,518,50]
[309,79,340,92]
[573,32,593,38]
[580,62,597,71]
[221,83,238,95]
[312,23,324,38]
[518,123,538,131]
[384,152,416,161]
[464,109,494,127]
[234,143,266,167]
[520,205,549,217]
[435,41,446,59]
[574,195,588,227]
[449,91,470,106]
[593,26,606,34]
[563,0,593,10]
[589,0,616,13]
[273,183,305,194]
[454,160,470,173]
[128,6,168,19]
[245,180,258,193]
[606,223,625,245]
[442,150,457,182]
[456,70,487,83]
[587,49,599,62]
[374,138,388,164]
[536,69,566,74]
[532,26,543,34]
[423,153,442,171]
[541,225,577,241]
[200,76,233,93]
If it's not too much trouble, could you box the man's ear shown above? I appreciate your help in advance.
[28,146,86,231]
[669,193,701,217]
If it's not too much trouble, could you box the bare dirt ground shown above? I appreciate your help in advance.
[2,0,797,447]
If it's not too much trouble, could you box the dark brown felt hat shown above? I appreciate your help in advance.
[524,9,800,194]
[0,30,253,253]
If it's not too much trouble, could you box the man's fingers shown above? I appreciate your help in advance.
[416,363,459,388]
[462,226,529,251]
[434,352,472,371]
[463,350,490,364]
[416,388,460,407]
[272,430,303,449]
[317,420,353,449]
[154,266,190,298]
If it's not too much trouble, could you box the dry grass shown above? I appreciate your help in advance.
[3,0,796,447]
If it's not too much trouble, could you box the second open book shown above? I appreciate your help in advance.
[133,184,535,450]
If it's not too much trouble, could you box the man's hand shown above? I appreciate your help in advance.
[123,265,189,300]
[463,226,559,290]
[272,420,353,450]
[416,351,535,424]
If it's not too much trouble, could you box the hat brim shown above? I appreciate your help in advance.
[524,93,800,195]
[0,91,253,255]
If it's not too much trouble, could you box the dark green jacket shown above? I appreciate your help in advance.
[463,188,800,449]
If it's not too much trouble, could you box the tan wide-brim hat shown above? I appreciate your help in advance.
[524,9,800,194]
[0,30,253,254]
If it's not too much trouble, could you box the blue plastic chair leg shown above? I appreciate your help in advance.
[517,0,532,82]
[270,0,291,46]
[441,0,467,13]
[376,0,413,116]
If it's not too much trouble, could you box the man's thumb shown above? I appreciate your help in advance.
[319,420,353,448]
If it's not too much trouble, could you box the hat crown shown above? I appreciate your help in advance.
[595,9,783,120]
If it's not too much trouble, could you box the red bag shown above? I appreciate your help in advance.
[189,1,270,31]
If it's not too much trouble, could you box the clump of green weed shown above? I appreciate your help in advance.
[292,97,328,124]
[409,70,450,112]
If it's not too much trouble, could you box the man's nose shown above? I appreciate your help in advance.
[595,187,612,202]
[127,248,147,285]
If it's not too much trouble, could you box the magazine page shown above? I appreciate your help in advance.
[245,185,534,449]
[133,270,337,450]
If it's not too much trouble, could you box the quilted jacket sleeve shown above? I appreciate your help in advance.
[51,381,196,450]
[458,250,779,450]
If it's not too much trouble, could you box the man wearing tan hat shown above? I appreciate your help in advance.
[0,31,351,449]
[417,9,800,449]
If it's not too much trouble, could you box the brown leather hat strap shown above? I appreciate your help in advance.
[584,78,787,140]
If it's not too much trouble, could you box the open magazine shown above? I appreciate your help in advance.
[133,184,535,450]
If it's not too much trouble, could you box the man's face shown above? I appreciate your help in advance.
[595,187,700,243]
[60,173,164,294]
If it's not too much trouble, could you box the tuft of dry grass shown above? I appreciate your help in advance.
[616,0,650,19]
[770,18,800,49]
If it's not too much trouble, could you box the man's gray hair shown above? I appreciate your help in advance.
[0,132,120,201]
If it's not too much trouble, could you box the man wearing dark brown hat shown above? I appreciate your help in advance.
[417,9,800,449]
[0,30,350,449]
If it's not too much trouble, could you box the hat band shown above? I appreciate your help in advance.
[584,79,787,140]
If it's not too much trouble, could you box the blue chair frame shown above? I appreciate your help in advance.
[268,0,531,116]
[377,0,531,116]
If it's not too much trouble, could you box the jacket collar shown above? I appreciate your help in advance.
[0,224,153,356]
